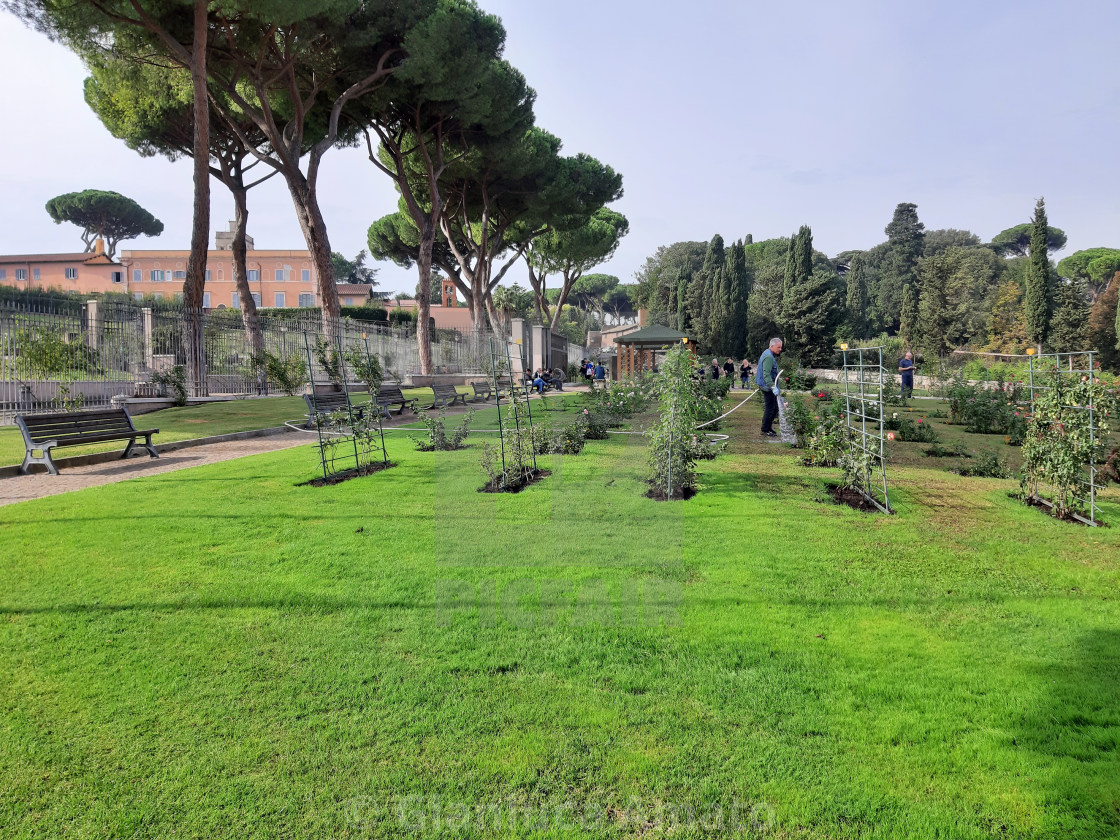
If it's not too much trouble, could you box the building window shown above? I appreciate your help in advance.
[344,297,353,306]
[153,292,164,300]
[203,292,211,309]
[133,269,142,283]
[0,269,6,280]
[150,269,164,283]
[247,269,259,283]
[32,268,40,281]
[251,293,262,306]
[275,269,285,282]
[65,267,78,280]
[111,271,122,283]
[205,270,211,283]
[217,269,224,281]
[301,269,311,283]
[274,292,285,307]
[173,270,186,280]
[298,293,314,307]
[231,292,240,308]
[133,292,143,301]
[15,269,27,281]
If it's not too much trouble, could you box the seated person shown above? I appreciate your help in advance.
[531,369,547,393]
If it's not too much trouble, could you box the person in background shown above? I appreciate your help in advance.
[723,357,736,385]
[739,358,752,390]
[531,369,547,394]
[593,360,606,381]
[898,350,915,399]
[710,358,721,380]
[755,337,784,437]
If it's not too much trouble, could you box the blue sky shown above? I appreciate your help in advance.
[1,0,1116,294]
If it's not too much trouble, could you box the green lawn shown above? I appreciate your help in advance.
[0,386,481,466]
[1,394,1118,838]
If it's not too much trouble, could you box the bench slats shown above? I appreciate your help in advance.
[16,406,160,475]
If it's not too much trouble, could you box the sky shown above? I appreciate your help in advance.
[1,0,1117,296]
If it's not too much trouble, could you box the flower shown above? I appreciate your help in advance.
[887,431,896,441]
[916,419,923,424]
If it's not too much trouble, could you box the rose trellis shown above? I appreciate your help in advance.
[1022,351,1111,525]
[838,345,893,514]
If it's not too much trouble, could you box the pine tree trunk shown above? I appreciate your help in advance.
[230,187,265,392]
[286,174,340,329]
[182,0,210,398]
[414,222,435,376]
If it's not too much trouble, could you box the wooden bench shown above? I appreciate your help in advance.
[470,381,493,402]
[16,407,159,476]
[374,383,416,416]
[430,384,467,409]
[303,391,382,429]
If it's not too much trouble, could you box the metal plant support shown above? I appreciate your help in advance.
[488,337,537,486]
[1025,350,1105,526]
[303,329,388,481]
[840,346,893,514]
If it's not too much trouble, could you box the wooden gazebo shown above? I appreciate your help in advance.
[614,325,694,377]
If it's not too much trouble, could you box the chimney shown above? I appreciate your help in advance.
[93,238,106,256]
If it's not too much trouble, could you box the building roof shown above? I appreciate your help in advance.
[336,283,376,297]
[613,324,692,345]
[0,252,119,265]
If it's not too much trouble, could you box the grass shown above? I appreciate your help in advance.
[1,391,1119,838]
[0,385,483,466]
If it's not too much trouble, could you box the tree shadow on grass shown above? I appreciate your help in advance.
[1018,628,1120,838]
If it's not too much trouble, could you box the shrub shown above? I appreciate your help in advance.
[785,369,818,391]
[14,327,103,378]
[578,408,609,440]
[923,441,971,458]
[801,412,846,467]
[151,365,188,406]
[344,346,383,394]
[313,336,343,388]
[812,387,834,402]
[531,416,588,456]
[957,450,1011,478]
[260,351,308,396]
[947,378,1026,442]
[411,408,472,451]
[884,413,939,443]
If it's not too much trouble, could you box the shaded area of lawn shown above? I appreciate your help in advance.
[1,396,1118,838]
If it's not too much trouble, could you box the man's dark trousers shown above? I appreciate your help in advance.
[761,389,778,433]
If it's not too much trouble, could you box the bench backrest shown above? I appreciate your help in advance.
[471,381,491,393]
[431,384,459,397]
[305,392,352,414]
[18,408,137,445]
[376,384,407,403]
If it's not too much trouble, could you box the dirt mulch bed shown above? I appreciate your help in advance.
[479,468,551,494]
[825,483,890,514]
[1022,494,1107,528]
[298,461,396,487]
[646,484,698,501]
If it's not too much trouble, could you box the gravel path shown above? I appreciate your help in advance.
[0,431,312,507]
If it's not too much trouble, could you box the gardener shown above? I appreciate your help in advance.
[898,351,915,399]
[756,337,783,437]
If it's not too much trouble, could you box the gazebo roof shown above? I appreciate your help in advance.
[613,324,692,346]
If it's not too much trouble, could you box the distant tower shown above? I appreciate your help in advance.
[441,277,456,307]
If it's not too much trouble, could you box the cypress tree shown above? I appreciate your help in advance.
[693,234,725,350]
[725,239,750,357]
[782,225,814,333]
[899,283,919,349]
[917,255,952,357]
[675,267,690,332]
[880,203,925,331]
[781,269,842,366]
[845,253,870,340]
[1024,197,1053,349]
[1048,278,1089,353]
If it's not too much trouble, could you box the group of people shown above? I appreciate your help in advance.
[525,368,563,394]
[579,359,607,383]
[697,357,755,389]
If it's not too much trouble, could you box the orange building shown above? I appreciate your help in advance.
[0,225,326,309]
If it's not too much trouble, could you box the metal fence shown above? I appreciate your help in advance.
[0,296,515,424]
